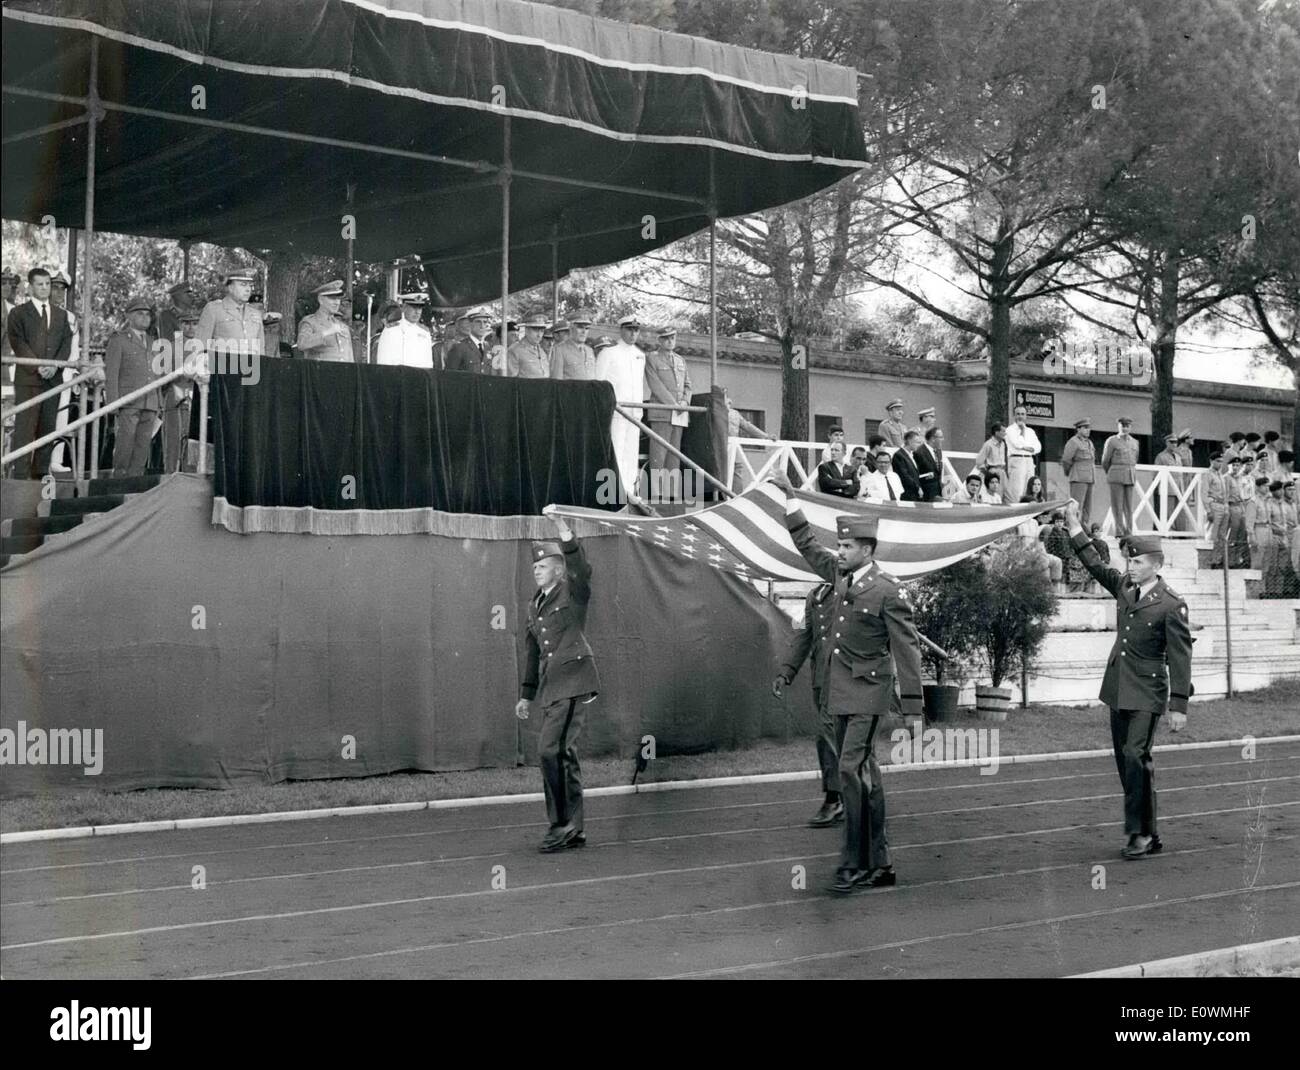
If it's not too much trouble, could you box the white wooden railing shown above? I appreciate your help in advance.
[727,437,1210,539]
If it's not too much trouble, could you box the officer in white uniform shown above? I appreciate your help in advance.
[376,292,434,369]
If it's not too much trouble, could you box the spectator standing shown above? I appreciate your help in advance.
[1245,474,1275,584]
[1262,430,1281,476]
[892,430,924,501]
[156,281,200,344]
[47,271,77,474]
[819,425,847,464]
[914,426,945,501]
[643,326,691,478]
[913,406,937,439]
[104,295,162,478]
[817,441,859,498]
[1205,452,1229,565]
[1,267,17,372]
[298,280,357,363]
[1153,433,1182,532]
[196,267,262,363]
[1101,416,1139,536]
[974,423,1010,492]
[721,385,773,492]
[878,399,908,448]
[1283,482,1299,592]
[6,267,73,479]
[595,315,647,500]
[1005,404,1042,503]
[1060,418,1097,527]
[160,308,200,474]
[1226,458,1251,568]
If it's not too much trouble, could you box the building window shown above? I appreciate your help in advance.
[863,418,881,443]
[736,408,765,432]
[814,414,842,444]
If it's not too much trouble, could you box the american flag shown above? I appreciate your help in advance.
[550,482,1065,581]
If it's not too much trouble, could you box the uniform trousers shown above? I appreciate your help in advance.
[539,696,590,833]
[608,414,641,500]
[1110,708,1160,837]
[1227,505,1249,567]
[162,397,191,474]
[811,686,838,794]
[834,713,889,872]
[1108,482,1135,535]
[645,422,683,482]
[1206,502,1229,563]
[112,405,161,477]
[1069,481,1094,528]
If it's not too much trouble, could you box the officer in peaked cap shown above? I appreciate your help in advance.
[104,294,163,477]
[376,291,433,368]
[196,265,263,358]
[913,405,937,437]
[770,476,924,893]
[879,398,908,448]
[444,307,496,374]
[507,313,550,378]
[297,279,354,363]
[517,513,601,853]
[551,313,597,380]
[1065,501,1193,859]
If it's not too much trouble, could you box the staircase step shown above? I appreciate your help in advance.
[4,514,85,537]
[47,494,125,517]
[84,474,161,497]
[0,555,9,569]
[0,534,43,555]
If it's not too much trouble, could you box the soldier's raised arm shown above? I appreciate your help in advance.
[1065,498,1123,596]
[551,514,592,605]
[770,474,838,582]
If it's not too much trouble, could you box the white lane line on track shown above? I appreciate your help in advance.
[181,838,1300,979]
[3,802,1295,948]
[656,882,1300,979]
[5,743,1297,847]
[6,777,1295,906]
[6,753,1295,876]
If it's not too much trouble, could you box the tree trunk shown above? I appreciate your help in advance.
[1149,251,1179,451]
[779,328,810,443]
[263,248,307,335]
[984,221,1014,435]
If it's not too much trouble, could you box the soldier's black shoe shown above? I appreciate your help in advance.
[829,868,871,895]
[1148,835,1162,854]
[1122,834,1154,860]
[862,866,897,888]
[539,824,579,853]
[568,832,587,848]
[808,798,844,828]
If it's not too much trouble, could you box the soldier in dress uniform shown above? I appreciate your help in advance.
[773,581,843,828]
[878,398,908,448]
[104,294,163,477]
[196,267,263,365]
[1064,500,1192,859]
[550,311,597,380]
[772,475,924,893]
[376,292,434,368]
[515,514,601,853]
[1102,416,1140,535]
[912,405,937,439]
[1227,457,1252,567]
[296,280,354,363]
[643,326,692,478]
[1204,451,1230,565]
[160,308,200,474]
[507,315,551,378]
[1245,474,1276,589]
[1060,418,1097,528]
[443,309,495,374]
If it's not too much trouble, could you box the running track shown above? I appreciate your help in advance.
[2,747,1297,978]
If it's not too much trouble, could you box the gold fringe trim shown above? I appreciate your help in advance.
[210,497,613,539]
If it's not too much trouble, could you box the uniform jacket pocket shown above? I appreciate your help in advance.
[850,655,893,680]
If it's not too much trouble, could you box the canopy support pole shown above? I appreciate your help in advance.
[500,115,511,376]
[79,36,100,482]
[551,223,559,323]
[344,181,356,310]
[181,241,191,283]
[708,151,718,391]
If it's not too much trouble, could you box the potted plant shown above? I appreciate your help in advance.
[907,557,981,723]
[969,541,1058,721]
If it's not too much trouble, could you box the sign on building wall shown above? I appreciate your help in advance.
[1013,386,1055,421]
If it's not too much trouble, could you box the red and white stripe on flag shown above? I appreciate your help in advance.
[550,483,1062,581]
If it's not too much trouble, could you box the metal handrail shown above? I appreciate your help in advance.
[1,365,205,474]
[2,366,103,419]
[1,356,84,369]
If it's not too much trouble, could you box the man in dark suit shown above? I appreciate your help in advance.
[6,267,74,478]
[817,441,859,498]
[773,582,842,828]
[892,430,925,501]
[516,514,601,853]
[773,475,925,894]
[913,426,945,501]
[443,308,496,373]
[1065,499,1193,859]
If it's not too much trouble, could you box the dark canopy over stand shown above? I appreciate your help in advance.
[2,0,866,306]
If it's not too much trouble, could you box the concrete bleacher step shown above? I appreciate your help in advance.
[84,474,161,497]
[44,494,126,517]
[2,514,85,538]
[0,534,44,556]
